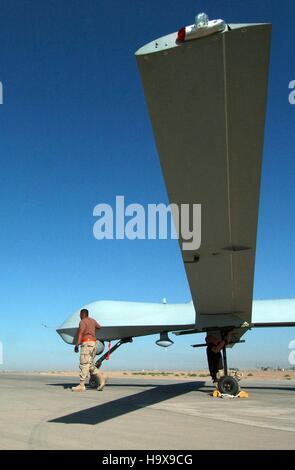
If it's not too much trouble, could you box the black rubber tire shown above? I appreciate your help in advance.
[217,375,240,396]
[89,374,99,389]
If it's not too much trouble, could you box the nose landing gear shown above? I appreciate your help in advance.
[89,337,133,389]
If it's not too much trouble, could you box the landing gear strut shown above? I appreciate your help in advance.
[217,334,240,396]
[89,337,133,388]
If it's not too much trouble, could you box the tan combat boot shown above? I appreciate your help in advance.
[97,372,106,391]
[72,383,86,392]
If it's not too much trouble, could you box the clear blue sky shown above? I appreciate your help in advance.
[0,0,294,371]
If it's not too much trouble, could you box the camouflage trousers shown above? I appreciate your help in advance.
[79,341,103,384]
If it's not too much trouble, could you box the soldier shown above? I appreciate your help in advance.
[205,334,228,383]
[72,308,106,392]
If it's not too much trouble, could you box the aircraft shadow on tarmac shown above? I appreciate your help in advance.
[48,381,207,426]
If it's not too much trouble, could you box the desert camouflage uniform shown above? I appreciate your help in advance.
[79,341,104,385]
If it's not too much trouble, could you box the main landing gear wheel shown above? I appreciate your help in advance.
[217,375,240,396]
[89,374,99,389]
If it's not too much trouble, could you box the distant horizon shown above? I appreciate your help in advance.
[1,367,295,373]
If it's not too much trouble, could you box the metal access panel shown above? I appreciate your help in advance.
[136,23,271,327]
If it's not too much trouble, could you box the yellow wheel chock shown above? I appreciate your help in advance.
[211,389,249,398]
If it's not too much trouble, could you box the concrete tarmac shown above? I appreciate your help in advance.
[0,373,294,450]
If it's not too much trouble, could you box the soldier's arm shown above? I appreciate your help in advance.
[75,322,85,348]
[95,320,101,329]
[211,340,226,353]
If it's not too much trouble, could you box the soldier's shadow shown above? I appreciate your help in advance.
[47,382,163,389]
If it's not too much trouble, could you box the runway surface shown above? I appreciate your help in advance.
[0,373,294,450]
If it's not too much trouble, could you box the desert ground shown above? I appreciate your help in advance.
[34,368,295,381]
